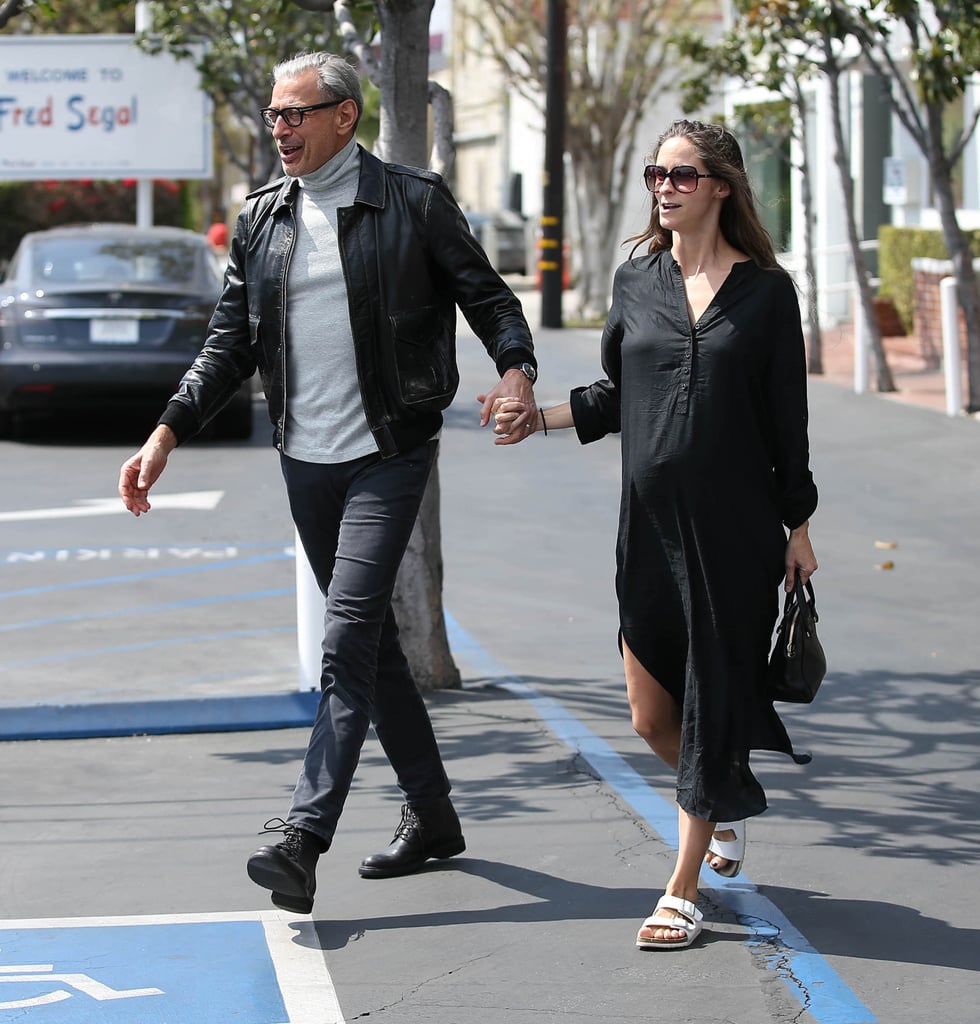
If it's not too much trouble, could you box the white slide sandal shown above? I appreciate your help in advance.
[706,819,746,877]
[635,894,704,950]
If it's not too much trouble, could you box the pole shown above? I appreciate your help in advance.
[136,181,153,228]
[853,283,869,394]
[295,528,323,692]
[940,276,963,417]
[540,0,566,328]
[135,1,154,228]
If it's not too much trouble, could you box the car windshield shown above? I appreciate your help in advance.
[31,237,205,287]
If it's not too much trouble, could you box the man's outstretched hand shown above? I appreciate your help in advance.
[118,424,178,516]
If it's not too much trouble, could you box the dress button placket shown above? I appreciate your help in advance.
[678,332,694,412]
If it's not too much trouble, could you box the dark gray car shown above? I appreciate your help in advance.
[0,223,252,439]
[464,210,528,276]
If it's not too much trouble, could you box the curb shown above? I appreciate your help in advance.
[0,690,320,741]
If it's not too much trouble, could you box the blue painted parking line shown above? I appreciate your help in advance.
[0,911,342,1023]
[445,611,877,1024]
[0,588,294,635]
[0,546,294,602]
[0,690,318,741]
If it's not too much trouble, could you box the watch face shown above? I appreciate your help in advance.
[521,362,537,383]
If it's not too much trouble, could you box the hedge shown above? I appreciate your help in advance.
[878,224,980,334]
[0,180,195,266]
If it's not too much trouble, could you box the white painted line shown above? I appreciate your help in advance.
[0,491,224,522]
[262,913,345,1024]
[0,910,343,1024]
[0,911,261,929]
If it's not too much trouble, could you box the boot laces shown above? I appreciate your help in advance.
[393,804,422,841]
[259,817,305,858]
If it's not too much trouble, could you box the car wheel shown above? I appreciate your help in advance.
[0,409,12,440]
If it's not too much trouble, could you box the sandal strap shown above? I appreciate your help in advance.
[708,820,745,862]
[708,837,743,860]
[648,894,702,924]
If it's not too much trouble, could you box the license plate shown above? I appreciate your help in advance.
[90,318,139,344]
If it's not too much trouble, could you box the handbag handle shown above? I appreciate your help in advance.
[783,577,818,658]
[783,576,817,619]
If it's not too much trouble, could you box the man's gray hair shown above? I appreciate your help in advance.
[272,52,363,123]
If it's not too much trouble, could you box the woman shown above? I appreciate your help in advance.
[493,119,818,950]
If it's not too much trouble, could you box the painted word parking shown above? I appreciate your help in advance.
[0,912,342,1024]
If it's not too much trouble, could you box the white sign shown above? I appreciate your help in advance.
[0,34,212,180]
[883,156,918,206]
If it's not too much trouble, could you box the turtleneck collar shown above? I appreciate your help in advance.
[299,137,359,193]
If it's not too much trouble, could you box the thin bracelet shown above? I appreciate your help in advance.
[540,409,548,435]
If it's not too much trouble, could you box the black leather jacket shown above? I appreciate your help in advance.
[159,147,535,457]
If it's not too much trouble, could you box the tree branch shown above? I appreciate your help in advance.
[334,0,380,84]
[0,0,27,31]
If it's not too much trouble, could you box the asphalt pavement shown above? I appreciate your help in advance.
[1,285,978,1024]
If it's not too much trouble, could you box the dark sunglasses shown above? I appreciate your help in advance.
[643,164,719,193]
[259,100,343,128]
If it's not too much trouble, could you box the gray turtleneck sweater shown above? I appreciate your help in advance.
[283,138,376,463]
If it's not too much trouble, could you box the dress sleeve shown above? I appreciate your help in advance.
[569,269,624,443]
[765,273,818,528]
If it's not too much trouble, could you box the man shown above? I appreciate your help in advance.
[118,52,537,915]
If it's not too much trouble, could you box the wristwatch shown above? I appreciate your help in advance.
[510,361,537,384]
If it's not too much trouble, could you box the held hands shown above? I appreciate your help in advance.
[117,425,177,516]
[488,396,535,439]
[477,368,537,445]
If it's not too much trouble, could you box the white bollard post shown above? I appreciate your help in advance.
[484,220,500,271]
[135,4,154,229]
[294,528,324,692]
[853,285,869,394]
[940,276,963,417]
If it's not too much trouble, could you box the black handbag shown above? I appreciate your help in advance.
[768,577,826,703]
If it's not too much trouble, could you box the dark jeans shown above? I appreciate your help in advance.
[280,440,450,845]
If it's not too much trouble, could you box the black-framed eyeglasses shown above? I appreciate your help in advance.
[259,100,343,129]
[643,164,719,193]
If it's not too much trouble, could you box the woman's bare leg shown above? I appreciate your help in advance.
[623,639,680,770]
[623,638,735,939]
[638,807,715,944]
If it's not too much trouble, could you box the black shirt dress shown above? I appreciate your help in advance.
[570,252,818,823]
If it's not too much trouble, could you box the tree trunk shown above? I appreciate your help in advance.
[925,105,980,413]
[391,462,461,689]
[375,0,434,165]
[824,45,894,392]
[569,172,614,317]
[428,80,455,181]
[570,151,621,320]
[795,90,823,374]
[374,0,460,690]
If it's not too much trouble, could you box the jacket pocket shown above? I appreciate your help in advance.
[388,305,459,413]
[248,314,277,404]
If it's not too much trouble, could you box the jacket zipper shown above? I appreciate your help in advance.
[276,201,296,451]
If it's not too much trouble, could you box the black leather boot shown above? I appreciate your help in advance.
[246,818,328,914]
[359,798,465,879]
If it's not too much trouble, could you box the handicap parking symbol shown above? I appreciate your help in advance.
[0,912,340,1023]
[0,963,163,1010]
